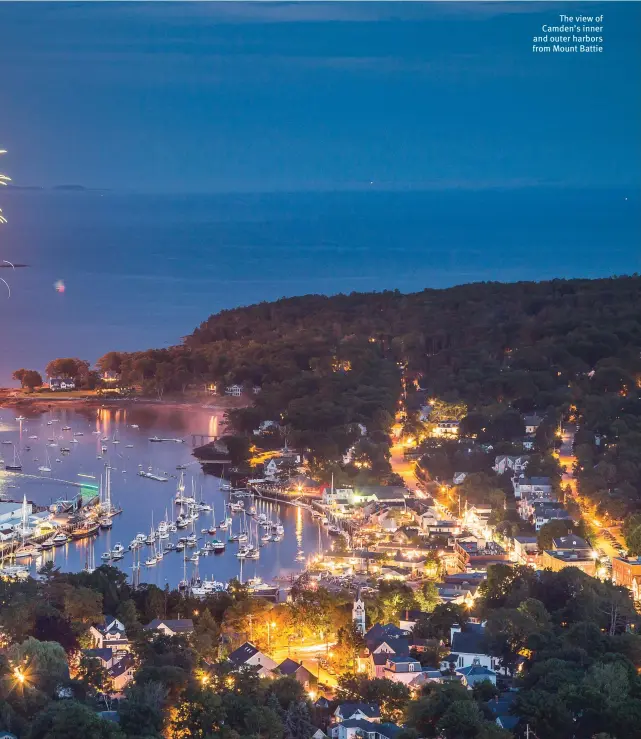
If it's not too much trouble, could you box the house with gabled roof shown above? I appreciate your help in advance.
[107,653,135,693]
[227,641,277,678]
[145,618,194,636]
[276,658,315,688]
[456,659,497,687]
[89,615,130,653]
[82,647,116,670]
[331,720,401,739]
[440,623,499,672]
[334,703,380,723]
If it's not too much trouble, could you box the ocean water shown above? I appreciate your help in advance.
[0,188,639,385]
[0,404,328,587]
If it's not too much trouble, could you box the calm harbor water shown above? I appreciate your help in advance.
[0,403,329,588]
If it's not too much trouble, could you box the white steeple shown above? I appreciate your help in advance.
[352,588,366,635]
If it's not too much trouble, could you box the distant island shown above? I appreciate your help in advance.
[6,183,108,192]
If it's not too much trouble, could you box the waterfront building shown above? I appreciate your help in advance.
[224,384,243,397]
[49,378,76,391]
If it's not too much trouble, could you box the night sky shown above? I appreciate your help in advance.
[0,1,639,193]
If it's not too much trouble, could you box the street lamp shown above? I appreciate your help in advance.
[267,621,276,651]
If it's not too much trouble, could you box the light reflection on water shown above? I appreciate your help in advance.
[0,404,329,587]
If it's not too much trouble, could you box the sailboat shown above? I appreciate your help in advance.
[207,500,217,535]
[38,446,52,473]
[219,502,230,530]
[178,549,189,590]
[5,444,22,472]
[84,540,96,574]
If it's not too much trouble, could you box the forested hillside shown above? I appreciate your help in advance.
[100,276,641,509]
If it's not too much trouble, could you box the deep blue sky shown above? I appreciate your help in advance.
[0,1,639,192]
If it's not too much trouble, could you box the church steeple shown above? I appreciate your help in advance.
[352,588,366,635]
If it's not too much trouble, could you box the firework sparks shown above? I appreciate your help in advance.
[1,148,14,297]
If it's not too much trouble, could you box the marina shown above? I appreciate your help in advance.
[0,404,331,589]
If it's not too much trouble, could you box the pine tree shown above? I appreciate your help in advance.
[284,702,315,739]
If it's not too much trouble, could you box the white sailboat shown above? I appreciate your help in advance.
[84,540,96,574]
[38,446,52,473]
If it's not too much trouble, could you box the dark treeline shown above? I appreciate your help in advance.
[93,276,641,510]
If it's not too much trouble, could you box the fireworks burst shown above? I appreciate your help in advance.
[0,148,12,297]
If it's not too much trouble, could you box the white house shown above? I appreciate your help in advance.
[493,455,529,476]
[224,384,243,397]
[264,457,300,481]
[431,421,460,438]
[382,655,423,685]
[452,472,467,486]
[334,703,380,724]
[332,720,399,739]
[523,414,543,435]
[512,475,552,499]
[323,486,353,506]
[456,660,497,687]
[441,624,499,672]
[49,378,76,391]
[227,642,277,678]
[89,616,130,655]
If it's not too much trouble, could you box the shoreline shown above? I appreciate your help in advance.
[0,391,250,414]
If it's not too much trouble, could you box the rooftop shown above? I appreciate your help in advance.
[228,642,260,665]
